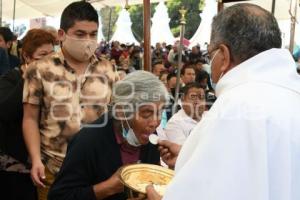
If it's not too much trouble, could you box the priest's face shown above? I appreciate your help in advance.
[208,43,234,85]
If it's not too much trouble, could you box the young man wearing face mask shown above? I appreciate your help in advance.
[22,2,117,199]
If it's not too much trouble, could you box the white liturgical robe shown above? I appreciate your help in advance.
[162,49,300,200]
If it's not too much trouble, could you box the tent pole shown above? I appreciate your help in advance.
[0,0,2,26]
[143,0,151,72]
[13,0,16,32]
[107,7,112,41]
[218,0,224,12]
[289,0,298,53]
[174,7,187,108]
[271,0,276,14]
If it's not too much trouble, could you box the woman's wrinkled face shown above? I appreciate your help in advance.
[129,101,165,145]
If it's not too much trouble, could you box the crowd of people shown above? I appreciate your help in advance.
[0,1,299,200]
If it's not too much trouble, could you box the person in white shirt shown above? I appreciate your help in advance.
[164,83,206,145]
[147,3,300,200]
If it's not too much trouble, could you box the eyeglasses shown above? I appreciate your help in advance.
[189,94,206,101]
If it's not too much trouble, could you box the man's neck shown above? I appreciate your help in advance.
[62,47,89,75]
[193,115,202,122]
[183,108,202,122]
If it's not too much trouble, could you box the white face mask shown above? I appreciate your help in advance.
[63,35,97,62]
[211,71,224,90]
[209,49,219,67]
[121,110,141,147]
[122,126,141,147]
[209,49,224,85]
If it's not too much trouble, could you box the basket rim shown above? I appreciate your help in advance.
[119,163,174,194]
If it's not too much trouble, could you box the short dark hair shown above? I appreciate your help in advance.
[60,1,98,32]
[152,60,163,66]
[167,72,177,82]
[211,3,282,63]
[152,61,164,71]
[181,82,205,96]
[0,27,14,43]
[196,70,208,82]
[181,65,195,75]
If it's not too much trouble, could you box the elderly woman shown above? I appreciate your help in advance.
[0,29,55,200]
[48,71,169,200]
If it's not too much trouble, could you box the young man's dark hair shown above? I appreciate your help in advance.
[0,27,14,43]
[152,61,166,76]
[152,60,163,68]
[60,1,98,32]
[180,65,195,75]
[167,72,177,82]
[196,70,209,86]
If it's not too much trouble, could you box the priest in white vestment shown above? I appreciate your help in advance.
[147,3,300,200]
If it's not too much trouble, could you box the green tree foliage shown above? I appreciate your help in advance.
[127,4,157,42]
[99,6,120,41]
[167,0,203,38]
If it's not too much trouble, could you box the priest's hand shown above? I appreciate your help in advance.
[146,185,162,200]
[158,140,181,169]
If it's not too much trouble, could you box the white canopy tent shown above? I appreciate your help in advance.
[225,0,300,48]
[1,0,165,72]
[190,0,300,49]
[225,0,298,20]
[6,14,105,41]
[3,0,300,47]
[2,0,164,41]
[151,1,175,45]
[110,8,139,44]
[1,0,295,20]
[1,0,165,20]
[189,0,217,48]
